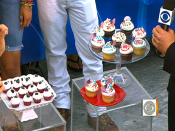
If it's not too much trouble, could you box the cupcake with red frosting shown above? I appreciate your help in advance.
[11,95,20,108]
[23,94,33,106]
[103,18,116,37]
[85,79,99,98]
[120,16,134,37]
[33,92,42,103]
[101,84,115,103]
[120,43,133,62]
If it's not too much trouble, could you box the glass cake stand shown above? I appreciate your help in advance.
[89,35,150,87]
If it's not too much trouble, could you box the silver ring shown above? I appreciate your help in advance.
[19,15,23,19]
[20,22,23,26]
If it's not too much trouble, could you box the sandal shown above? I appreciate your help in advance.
[67,54,83,72]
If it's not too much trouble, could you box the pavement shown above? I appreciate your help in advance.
[26,37,169,131]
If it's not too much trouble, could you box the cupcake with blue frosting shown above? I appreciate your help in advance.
[132,39,146,55]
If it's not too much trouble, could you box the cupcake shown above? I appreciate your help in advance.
[11,95,20,108]
[7,89,17,100]
[132,39,146,55]
[103,18,116,37]
[22,77,33,89]
[91,24,105,37]
[33,92,42,103]
[112,31,126,48]
[120,43,133,62]
[102,41,116,61]
[23,94,33,106]
[13,78,22,91]
[101,84,115,103]
[85,79,99,98]
[132,27,146,40]
[32,74,42,86]
[120,16,134,37]
[91,35,105,53]
[101,75,114,87]
[28,84,37,96]
[43,88,53,101]
[37,81,47,93]
[18,86,28,98]
[2,81,12,93]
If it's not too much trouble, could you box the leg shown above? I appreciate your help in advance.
[37,0,71,110]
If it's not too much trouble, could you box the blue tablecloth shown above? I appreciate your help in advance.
[21,0,173,64]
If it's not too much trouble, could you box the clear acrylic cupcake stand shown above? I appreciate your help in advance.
[89,29,150,87]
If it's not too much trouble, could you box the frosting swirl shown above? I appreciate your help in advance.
[91,35,105,47]
[120,43,133,54]
[132,27,146,39]
[102,41,116,54]
[85,79,98,92]
[112,32,126,42]
[91,25,105,37]
[132,39,146,49]
[101,84,115,97]
[120,16,134,31]
[103,18,115,32]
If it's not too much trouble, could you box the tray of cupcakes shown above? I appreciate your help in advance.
[1,74,56,112]
[80,75,126,106]
[90,16,149,64]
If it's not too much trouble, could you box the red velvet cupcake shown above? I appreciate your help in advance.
[11,96,20,108]
[33,92,42,103]
[43,88,53,101]
[23,94,33,106]
[2,81,12,93]
[7,89,17,100]
[28,84,37,96]
[18,86,28,98]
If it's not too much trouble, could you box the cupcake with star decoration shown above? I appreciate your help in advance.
[101,75,114,87]
[132,39,146,55]
[103,18,116,37]
[102,41,116,61]
[120,16,134,37]
[91,24,105,38]
[120,43,133,62]
[101,84,115,103]
[85,79,99,98]
[91,34,105,53]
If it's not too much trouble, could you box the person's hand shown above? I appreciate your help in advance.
[152,25,175,54]
[0,24,8,56]
[0,77,5,94]
[0,24,8,38]
[19,6,32,30]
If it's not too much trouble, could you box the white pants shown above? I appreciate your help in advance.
[37,0,106,117]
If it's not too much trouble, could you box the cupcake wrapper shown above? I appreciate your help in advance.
[91,44,102,53]
[121,29,133,37]
[120,52,133,62]
[104,30,115,38]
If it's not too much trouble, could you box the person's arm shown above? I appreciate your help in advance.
[19,0,33,30]
[152,25,175,75]
[0,77,5,94]
[0,24,8,56]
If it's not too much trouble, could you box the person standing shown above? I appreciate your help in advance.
[37,0,119,131]
[152,25,175,131]
[0,0,33,130]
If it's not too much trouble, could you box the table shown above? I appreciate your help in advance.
[71,67,153,131]
[0,101,66,131]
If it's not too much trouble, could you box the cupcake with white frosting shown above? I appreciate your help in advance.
[7,89,17,100]
[112,31,126,48]
[120,16,134,37]
[11,95,20,108]
[23,94,33,106]
[132,27,146,40]
[2,80,12,93]
[101,84,115,103]
[91,35,105,53]
[102,41,116,61]
[18,86,28,98]
[120,43,133,61]
[101,75,114,87]
[37,81,47,93]
[103,18,116,37]
[33,92,42,103]
[85,79,99,98]
[28,84,37,96]
[91,25,105,38]
[132,39,146,55]
[22,77,33,89]
[43,88,53,101]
